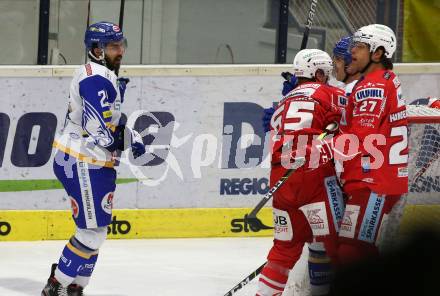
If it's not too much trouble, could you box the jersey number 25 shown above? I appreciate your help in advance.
[271,101,315,133]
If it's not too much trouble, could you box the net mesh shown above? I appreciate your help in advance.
[407,105,440,203]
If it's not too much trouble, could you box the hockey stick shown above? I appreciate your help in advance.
[225,123,339,296]
[84,0,92,64]
[118,0,126,30]
[245,157,305,231]
[246,122,339,231]
[300,0,319,50]
[115,0,126,77]
[223,262,266,296]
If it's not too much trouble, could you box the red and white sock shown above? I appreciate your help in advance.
[256,262,289,296]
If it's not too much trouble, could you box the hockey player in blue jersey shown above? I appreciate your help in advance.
[42,22,145,296]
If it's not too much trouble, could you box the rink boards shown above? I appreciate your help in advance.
[0,205,438,241]
[0,208,274,241]
[0,64,439,241]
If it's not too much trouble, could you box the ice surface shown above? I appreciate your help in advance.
[0,237,274,296]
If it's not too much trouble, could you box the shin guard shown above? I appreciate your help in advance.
[308,243,333,296]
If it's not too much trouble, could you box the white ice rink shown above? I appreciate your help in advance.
[0,237,280,296]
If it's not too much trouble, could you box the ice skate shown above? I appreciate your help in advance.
[41,264,69,296]
[68,284,84,296]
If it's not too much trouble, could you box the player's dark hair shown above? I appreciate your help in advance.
[297,77,314,84]
[381,57,393,70]
[376,46,393,70]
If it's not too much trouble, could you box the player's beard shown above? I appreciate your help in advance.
[105,55,122,72]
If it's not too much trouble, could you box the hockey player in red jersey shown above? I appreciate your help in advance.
[335,24,408,264]
[256,49,346,296]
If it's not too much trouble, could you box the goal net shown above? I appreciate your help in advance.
[407,105,440,202]
[283,104,440,296]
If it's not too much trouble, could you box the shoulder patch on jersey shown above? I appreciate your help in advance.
[338,95,348,106]
[85,64,93,76]
[103,110,112,119]
[383,71,391,80]
[389,110,407,123]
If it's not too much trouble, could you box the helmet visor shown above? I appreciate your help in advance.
[105,38,127,50]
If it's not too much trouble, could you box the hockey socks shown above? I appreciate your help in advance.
[256,261,289,296]
[308,244,333,296]
[72,253,99,288]
[55,236,99,287]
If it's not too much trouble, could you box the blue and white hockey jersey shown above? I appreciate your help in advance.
[53,62,123,168]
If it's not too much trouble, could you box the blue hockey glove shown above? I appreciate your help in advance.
[130,129,146,159]
[131,141,146,159]
[262,107,275,132]
[281,72,298,96]
[117,77,130,103]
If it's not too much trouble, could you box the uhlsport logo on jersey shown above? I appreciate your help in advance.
[355,88,384,101]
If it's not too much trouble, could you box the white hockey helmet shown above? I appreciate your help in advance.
[352,24,396,58]
[292,49,333,79]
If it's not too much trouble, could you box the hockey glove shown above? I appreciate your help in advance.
[117,77,130,103]
[281,72,298,96]
[130,129,146,159]
[262,107,275,132]
[313,137,334,165]
[111,125,145,159]
[296,137,335,170]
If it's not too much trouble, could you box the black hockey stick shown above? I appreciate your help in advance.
[223,262,266,296]
[84,0,92,64]
[115,0,126,77]
[300,0,319,50]
[246,122,339,231]
[118,0,126,30]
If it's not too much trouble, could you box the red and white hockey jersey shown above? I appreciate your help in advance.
[270,82,344,168]
[338,70,408,195]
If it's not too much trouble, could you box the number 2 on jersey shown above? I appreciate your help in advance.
[389,126,408,165]
[98,90,110,108]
